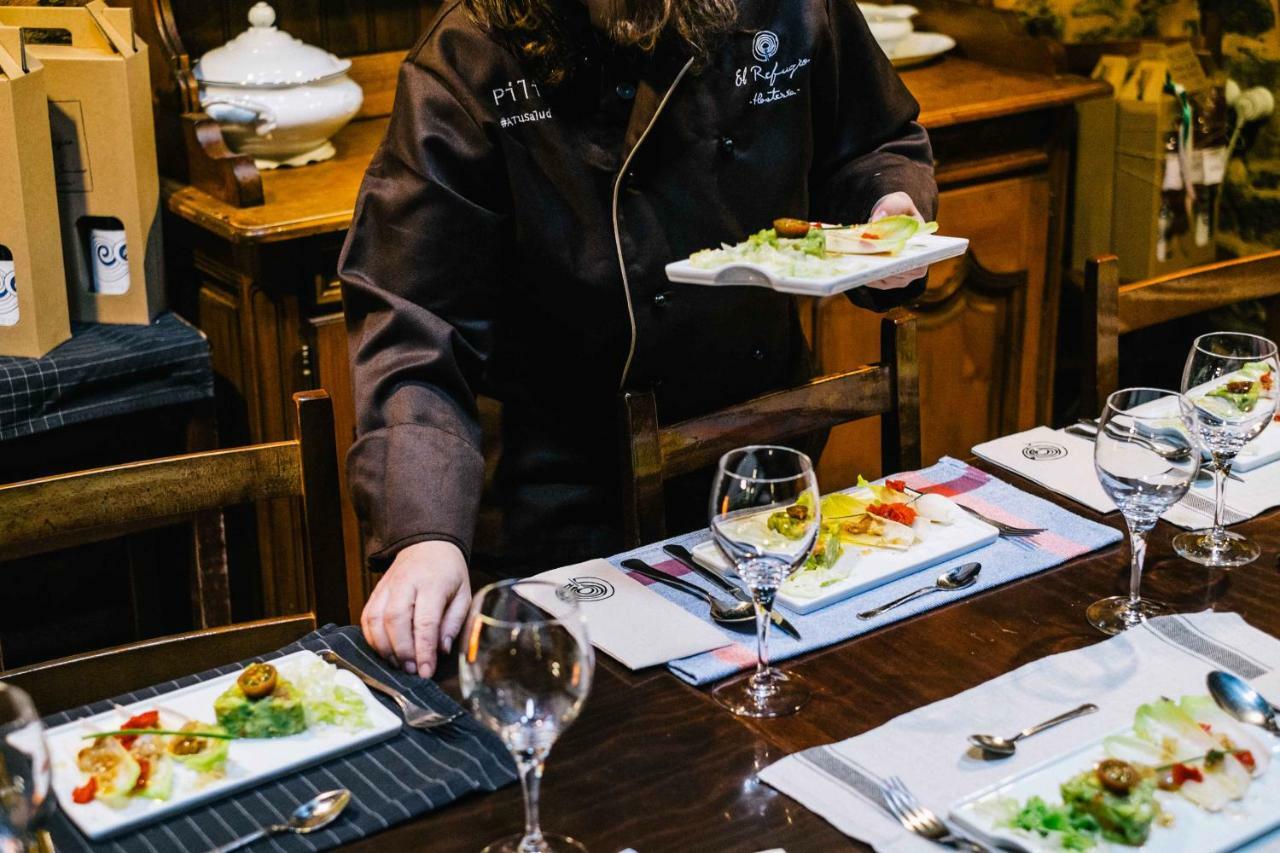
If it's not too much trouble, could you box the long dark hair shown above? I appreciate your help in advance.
[462,0,738,83]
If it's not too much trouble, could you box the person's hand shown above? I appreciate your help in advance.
[361,540,471,677]
[864,191,928,292]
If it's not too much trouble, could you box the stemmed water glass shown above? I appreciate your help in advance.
[459,579,594,853]
[0,684,50,853]
[709,445,821,718]
[1089,388,1200,635]
[1175,332,1279,568]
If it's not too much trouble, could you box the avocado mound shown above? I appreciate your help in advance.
[214,677,307,738]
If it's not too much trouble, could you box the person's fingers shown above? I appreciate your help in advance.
[865,267,928,291]
[412,588,447,677]
[382,585,418,673]
[440,583,471,657]
[361,585,389,658]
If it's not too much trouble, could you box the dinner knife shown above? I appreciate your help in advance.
[662,544,802,641]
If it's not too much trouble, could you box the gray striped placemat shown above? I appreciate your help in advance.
[42,625,516,852]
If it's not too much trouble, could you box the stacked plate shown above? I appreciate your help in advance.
[857,3,956,68]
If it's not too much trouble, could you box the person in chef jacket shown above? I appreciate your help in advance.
[341,0,937,675]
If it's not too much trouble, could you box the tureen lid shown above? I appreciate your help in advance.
[194,2,351,87]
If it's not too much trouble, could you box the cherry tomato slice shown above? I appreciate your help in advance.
[237,662,278,700]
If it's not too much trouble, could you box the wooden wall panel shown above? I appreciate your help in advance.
[170,0,440,61]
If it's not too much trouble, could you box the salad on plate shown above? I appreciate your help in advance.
[688,216,939,280]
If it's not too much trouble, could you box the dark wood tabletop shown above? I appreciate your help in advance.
[345,464,1280,853]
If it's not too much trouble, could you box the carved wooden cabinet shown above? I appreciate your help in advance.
[144,0,1106,618]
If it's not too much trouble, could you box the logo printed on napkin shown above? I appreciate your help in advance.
[524,559,731,670]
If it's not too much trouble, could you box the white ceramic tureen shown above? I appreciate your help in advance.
[194,2,363,167]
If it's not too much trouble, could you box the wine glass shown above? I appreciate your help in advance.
[459,579,594,853]
[0,684,50,853]
[1088,388,1200,635]
[1175,332,1279,568]
[709,445,820,718]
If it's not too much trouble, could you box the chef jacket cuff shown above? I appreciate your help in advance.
[348,422,484,572]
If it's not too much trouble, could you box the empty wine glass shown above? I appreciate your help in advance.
[0,684,50,853]
[1175,332,1279,568]
[459,579,594,853]
[709,445,820,718]
[1089,388,1200,635]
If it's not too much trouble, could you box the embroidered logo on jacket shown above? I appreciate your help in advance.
[736,31,810,106]
[493,78,554,128]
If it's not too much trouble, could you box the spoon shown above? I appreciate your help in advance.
[620,559,756,624]
[856,562,981,620]
[969,703,1099,757]
[1208,670,1280,735]
[209,789,351,853]
[1069,421,1192,462]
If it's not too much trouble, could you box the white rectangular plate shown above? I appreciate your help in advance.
[665,234,970,297]
[690,493,998,615]
[950,732,1280,852]
[1128,390,1280,473]
[46,650,403,840]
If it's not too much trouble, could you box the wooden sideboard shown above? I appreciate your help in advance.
[154,4,1107,620]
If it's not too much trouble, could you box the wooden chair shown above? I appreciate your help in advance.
[1081,252,1280,416]
[0,391,348,713]
[619,310,921,547]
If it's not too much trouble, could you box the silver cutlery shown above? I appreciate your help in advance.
[662,544,802,640]
[881,775,990,852]
[857,563,981,620]
[319,650,462,729]
[968,703,1099,757]
[905,487,1044,537]
[620,559,756,624]
[1074,419,1244,482]
[208,788,350,853]
[1208,670,1280,735]
[1070,420,1192,462]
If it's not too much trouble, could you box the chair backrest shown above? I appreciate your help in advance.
[1081,252,1280,415]
[619,310,920,547]
[0,391,348,706]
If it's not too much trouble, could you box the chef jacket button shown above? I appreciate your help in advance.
[616,82,637,100]
[752,346,766,361]
[652,291,670,308]
[719,136,735,158]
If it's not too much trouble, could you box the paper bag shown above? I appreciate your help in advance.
[0,26,71,358]
[0,1,163,325]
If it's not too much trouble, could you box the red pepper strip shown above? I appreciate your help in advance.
[72,777,97,804]
[1235,750,1257,772]
[1171,763,1203,786]
[118,710,160,749]
[885,479,907,493]
[133,758,151,792]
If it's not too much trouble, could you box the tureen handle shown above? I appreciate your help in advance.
[248,2,276,29]
[203,98,278,136]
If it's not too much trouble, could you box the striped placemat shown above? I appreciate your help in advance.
[608,457,1124,685]
[41,625,516,852]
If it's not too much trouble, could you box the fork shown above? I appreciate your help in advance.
[320,650,462,729]
[881,775,991,852]
[906,486,1044,537]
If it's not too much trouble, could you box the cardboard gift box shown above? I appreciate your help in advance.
[1112,58,1215,282]
[0,1,163,325]
[0,25,71,358]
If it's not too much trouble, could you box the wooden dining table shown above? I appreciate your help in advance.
[338,461,1280,853]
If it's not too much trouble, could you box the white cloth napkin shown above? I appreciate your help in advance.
[523,559,730,670]
[971,426,1112,512]
[758,611,1280,852]
[973,426,1280,529]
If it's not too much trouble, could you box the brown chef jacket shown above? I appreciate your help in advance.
[340,0,938,573]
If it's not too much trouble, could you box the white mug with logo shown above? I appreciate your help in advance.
[89,228,130,295]
[0,259,17,326]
